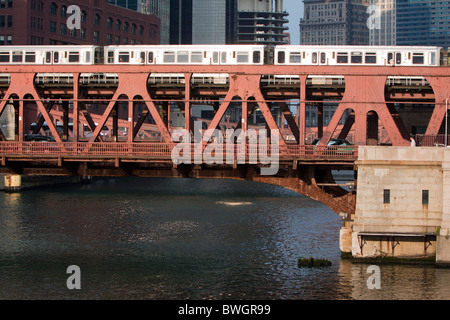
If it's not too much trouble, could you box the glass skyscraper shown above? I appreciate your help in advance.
[396,0,450,47]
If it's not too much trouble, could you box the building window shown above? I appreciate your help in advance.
[7,15,11,28]
[107,17,113,29]
[139,25,144,36]
[49,21,56,33]
[61,5,67,17]
[81,11,87,23]
[383,189,390,204]
[106,34,112,44]
[115,35,120,45]
[422,190,429,205]
[60,23,66,35]
[116,19,121,31]
[131,23,136,34]
[93,31,99,42]
[94,14,100,26]
[80,28,86,39]
[0,16,4,28]
[124,22,129,33]
[50,2,57,15]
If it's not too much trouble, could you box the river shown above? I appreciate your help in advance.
[1,177,450,300]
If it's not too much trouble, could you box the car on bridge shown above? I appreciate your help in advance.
[310,138,354,156]
[24,134,56,142]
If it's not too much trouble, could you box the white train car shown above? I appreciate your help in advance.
[274,46,442,67]
[104,45,266,65]
[0,45,102,65]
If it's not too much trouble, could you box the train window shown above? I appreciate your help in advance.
[107,51,114,63]
[54,52,59,63]
[365,52,377,64]
[253,51,261,64]
[336,52,348,64]
[94,47,103,64]
[0,51,9,63]
[387,53,394,64]
[289,52,301,63]
[68,52,80,63]
[277,51,285,64]
[85,51,91,63]
[139,51,145,63]
[148,51,154,63]
[118,52,130,63]
[163,51,175,63]
[431,52,436,65]
[213,52,219,64]
[350,52,362,64]
[320,52,326,64]
[177,51,189,63]
[237,52,249,63]
[191,51,202,63]
[12,51,22,63]
[25,52,36,63]
[396,53,402,64]
[312,52,318,64]
[221,52,227,64]
[46,52,51,63]
[412,53,424,64]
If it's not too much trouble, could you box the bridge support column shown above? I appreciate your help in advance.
[437,162,450,265]
[3,174,21,192]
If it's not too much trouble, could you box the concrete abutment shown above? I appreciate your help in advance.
[344,146,450,265]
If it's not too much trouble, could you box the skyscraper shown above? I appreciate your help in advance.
[368,0,396,45]
[396,0,450,47]
[299,0,369,45]
[170,0,236,44]
[237,0,289,45]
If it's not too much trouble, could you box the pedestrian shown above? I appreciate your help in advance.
[410,135,416,147]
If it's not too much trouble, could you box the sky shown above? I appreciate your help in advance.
[284,0,304,45]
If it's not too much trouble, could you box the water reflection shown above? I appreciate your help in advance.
[0,177,449,300]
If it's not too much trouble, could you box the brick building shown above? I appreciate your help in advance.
[0,0,160,45]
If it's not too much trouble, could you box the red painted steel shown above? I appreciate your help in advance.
[0,63,448,156]
[0,141,358,160]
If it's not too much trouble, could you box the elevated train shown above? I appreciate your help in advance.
[0,44,446,67]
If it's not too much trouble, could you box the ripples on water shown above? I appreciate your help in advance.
[1,177,450,300]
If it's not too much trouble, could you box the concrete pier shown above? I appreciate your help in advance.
[1,174,81,192]
[343,146,450,264]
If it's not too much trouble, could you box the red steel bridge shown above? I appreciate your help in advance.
[0,63,449,218]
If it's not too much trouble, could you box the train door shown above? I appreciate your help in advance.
[311,52,327,65]
[139,51,146,64]
[44,51,59,64]
[319,52,327,65]
[212,51,220,65]
[387,52,402,65]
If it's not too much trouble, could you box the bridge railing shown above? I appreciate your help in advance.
[415,134,450,147]
[0,141,358,161]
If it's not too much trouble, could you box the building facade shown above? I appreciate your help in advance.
[299,0,369,45]
[237,0,289,45]
[368,0,396,45]
[170,0,236,45]
[396,0,450,47]
[0,0,160,46]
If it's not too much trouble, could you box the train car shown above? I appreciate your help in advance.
[0,45,102,65]
[274,46,442,67]
[103,45,267,65]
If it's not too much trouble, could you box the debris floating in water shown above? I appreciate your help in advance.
[297,257,332,268]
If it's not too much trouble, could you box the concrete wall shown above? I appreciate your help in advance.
[349,146,450,262]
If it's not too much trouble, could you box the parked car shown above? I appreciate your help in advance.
[24,134,56,142]
[311,138,352,146]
